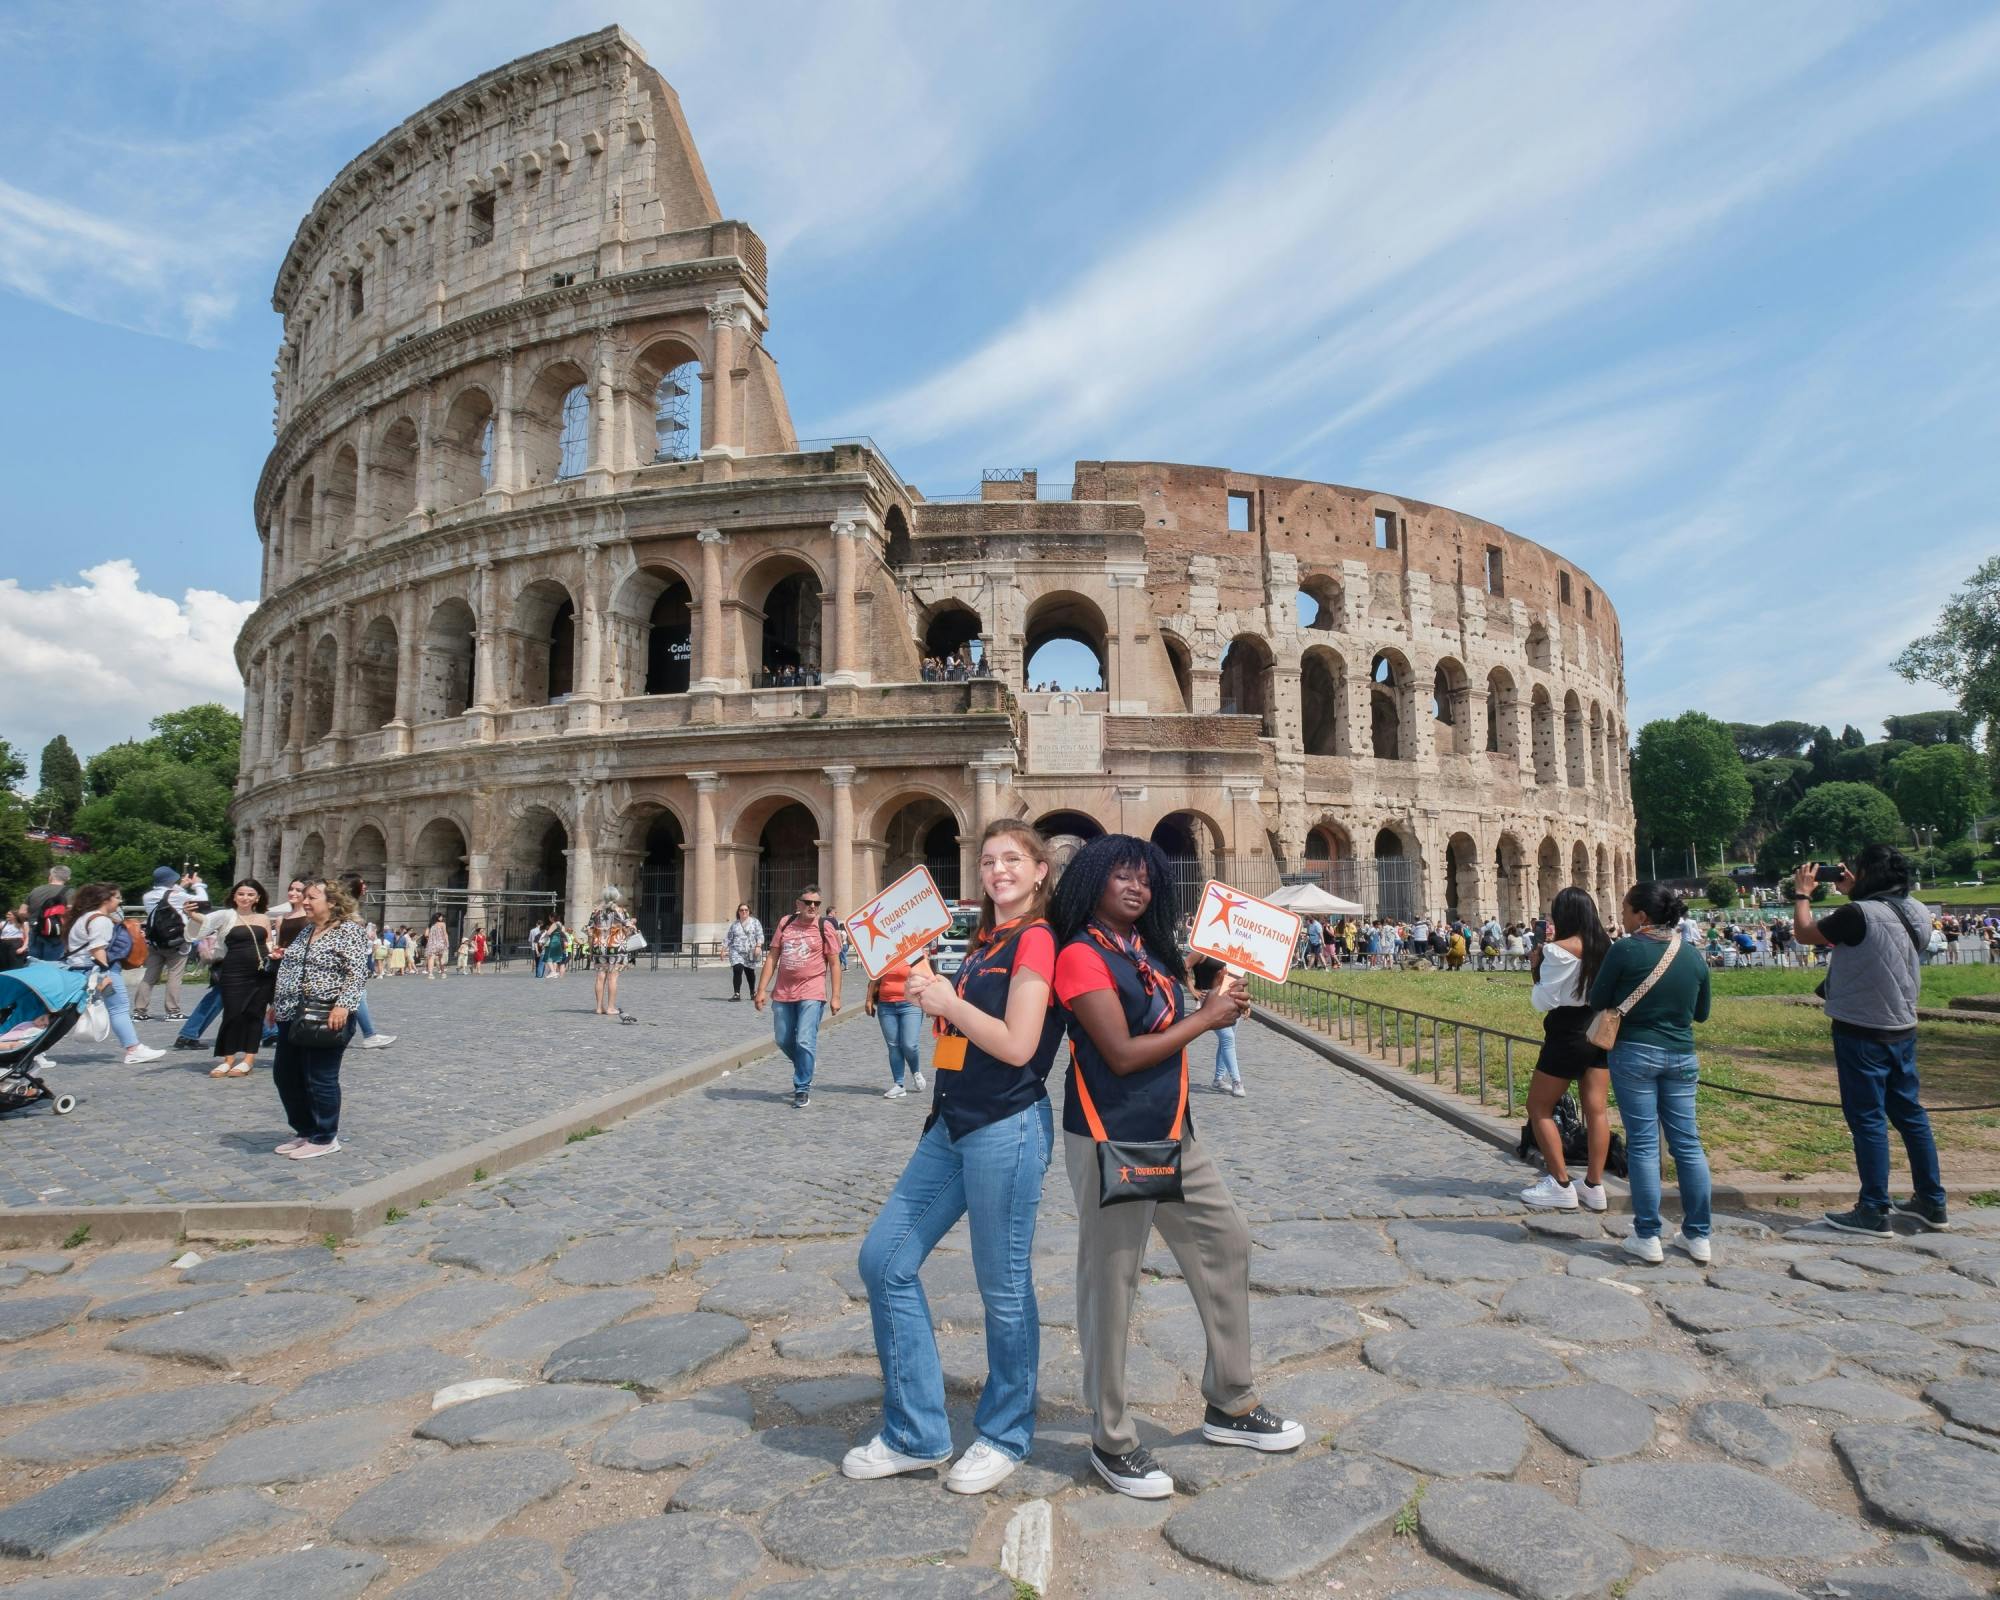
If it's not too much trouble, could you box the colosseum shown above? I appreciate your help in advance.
[230,25,1636,950]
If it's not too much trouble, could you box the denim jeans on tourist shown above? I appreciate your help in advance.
[1832,1027,1945,1214]
[99,966,140,1051]
[857,1096,1054,1461]
[771,1000,825,1093]
[177,984,223,1043]
[28,934,63,964]
[1213,1024,1240,1086]
[876,1001,922,1085]
[354,990,378,1040]
[1608,1039,1712,1241]
[272,1018,352,1144]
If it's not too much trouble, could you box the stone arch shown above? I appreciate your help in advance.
[436,384,495,507]
[1152,810,1226,907]
[354,614,399,731]
[1563,690,1586,788]
[303,633,338,743]
[343,824,388,918]
[1370,649,1415,762]
[1530,686,1559,784]
[1296,572,1345,632]
[419,596,477,721]
[1373,823,1420,921]
[740,551,826,684]
[1596,843,1613,909]
[631,333,705,465]
[876,790,967,903]
[409,815,470,891]
[1486,667,1519,758]
[614,799,687,947]
[1494,832,1527,924]
[919,601,984,672]
[1023,591,1108,692]
[731,792,824,928]
[505,803,571,912]
[1218,633,1276,735]
[296,831,326,877]
[1526,623,1552,671]
[323,445,358,556]
[1589,700,1606,788]
[1431,657,1472,757]
[1571,838,1591,889]
[517,356,592,488]
[609,561,697,697]
[374,415,419,530]
[1536,835,1562,916]
[1159,628,1194,713]
[1301,645,1348,756]
[511,577,576,705]
[1444,831,1481,922]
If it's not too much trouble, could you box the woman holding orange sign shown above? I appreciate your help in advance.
[843,820,1066,1497]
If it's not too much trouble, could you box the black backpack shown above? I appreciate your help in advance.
[36,898,66,940]
[1519,1092,1628,1179]
[145,894,186,953]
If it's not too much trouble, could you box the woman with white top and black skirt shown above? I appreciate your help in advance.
[1519,886,1612,1212]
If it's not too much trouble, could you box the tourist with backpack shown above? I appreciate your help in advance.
[25,865,70,963]
[132,866,192,1021]
[754,884,843,1108]
[63,881,163,1063]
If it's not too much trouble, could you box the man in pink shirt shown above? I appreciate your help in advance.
[754,885,844,1107]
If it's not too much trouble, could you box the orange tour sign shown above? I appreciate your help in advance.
[1186,879,1302,984]
[843,866,955,980]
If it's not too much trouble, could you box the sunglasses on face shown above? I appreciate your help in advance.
[799,898,820,907]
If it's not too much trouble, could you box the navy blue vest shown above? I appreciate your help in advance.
[1058,926,1192,1142]
[927,919,1062,1141]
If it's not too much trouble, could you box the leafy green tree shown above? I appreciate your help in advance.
[1745,757,1812,829]
[70,762,233,900]
[1897,555,2000,730]
[84,740,153,801]
[0,738,26,794]
[35,736,84,831]
[1757,781,1905,877]
[149,705,243,788]
[1888,742,1988,841]
[1839,724,1866,749]
[0,792,51,905]
[1731,720,1818,763]
[1805,726,1839,786]
[1830,740,1915,787]
[1631,712,1752,853]
[1882,710,1971,746]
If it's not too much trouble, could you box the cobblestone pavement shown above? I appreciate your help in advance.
[0,972,770,1209]
[4,1004,2000,1598]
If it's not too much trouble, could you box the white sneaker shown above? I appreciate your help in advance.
[273,1137,306,1154]
[883,1083,908,1100]
[1621,1232,1665,1265]
[360,1033,396,1050]
[123,1045,166,1065]
[1520,1173,1578,1211]
[909,1073,924,1093]
[1575,1180,1609,1213]
[289,1138,341,1160]
[1230,1082,1246,1098]
[1675,1230,1712,1265]
[945,1439,1018,1495]
[841,1435,950,1480]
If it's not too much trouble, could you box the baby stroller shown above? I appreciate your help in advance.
[0,960,91,1117]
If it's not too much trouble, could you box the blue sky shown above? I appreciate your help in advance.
[3,0,1997,758]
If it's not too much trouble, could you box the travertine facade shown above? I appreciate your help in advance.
[232,26,1635,944]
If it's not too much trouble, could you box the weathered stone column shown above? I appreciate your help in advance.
[329,605,356,741]
[570,541,604,731]
[569,781,598,926]
[414,384,434,524]
[828,521,859,685]
[353,432,374,547]
[695,529,729,692]
[279,821,304,879]
[287,623,312,752]
[824,766,856,917]
[392,587,420,750]
[491,352,517,497]
[705,298,745,457]
[588,331,615,488]
[688,771,723,946]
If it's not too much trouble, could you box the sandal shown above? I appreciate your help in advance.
[228,1062,252,1077]
[209,1063,232,1078]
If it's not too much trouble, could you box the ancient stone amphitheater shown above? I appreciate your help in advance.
[231,26,1635,948]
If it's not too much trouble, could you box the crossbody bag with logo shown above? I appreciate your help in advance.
[1586,933,1681,1051]
[1070,924,1188,1206]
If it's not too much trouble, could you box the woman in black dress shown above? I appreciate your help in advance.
[211,878,274,1079]
[1519,886,1612,1211]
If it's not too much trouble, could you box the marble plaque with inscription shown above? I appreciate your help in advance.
[1028,695,1105,775]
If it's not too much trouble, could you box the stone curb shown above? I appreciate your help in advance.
[1252,1008,1872,1219]
[0,1010,859,1249]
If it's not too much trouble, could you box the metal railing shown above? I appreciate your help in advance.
[1247,974,1536,1117]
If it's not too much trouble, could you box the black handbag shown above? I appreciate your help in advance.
[1072,1045,1187,1207]
[290,999,347,1050]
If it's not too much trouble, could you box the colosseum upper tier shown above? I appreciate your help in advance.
[231,25,1636,945]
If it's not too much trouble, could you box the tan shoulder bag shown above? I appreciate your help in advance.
[1586,933,1681,1051]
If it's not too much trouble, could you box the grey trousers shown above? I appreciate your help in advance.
[1064,1130,1256,1454]
[133,945,189,1014]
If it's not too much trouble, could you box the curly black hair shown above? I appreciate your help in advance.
[1048,834,1188,981]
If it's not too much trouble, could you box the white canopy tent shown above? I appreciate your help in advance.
[1265,881,1364,917]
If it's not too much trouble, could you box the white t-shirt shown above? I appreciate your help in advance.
[142,885,190,938]
[65,910,118,967]
[1531,942,1589,1012]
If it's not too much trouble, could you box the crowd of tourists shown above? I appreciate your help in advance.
[918,652,989,683]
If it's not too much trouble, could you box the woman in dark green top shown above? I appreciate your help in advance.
[1588,882,1713,1267]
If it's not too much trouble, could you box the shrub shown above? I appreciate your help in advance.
[1706,876,1737,908]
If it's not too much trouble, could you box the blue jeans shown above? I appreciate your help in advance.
[857,1097,1054,1460]
[99,966,139,1051]
[1609,1040,1712,1240]
[1833,1027,1945,1213]
[772,1000,825,1093]
[177,985,224,1042]
[1213,1025,1239,1085]
[272,1018,352,1143]
[29,935,62,963]
[354,991,378,1040]
[876,1001,922,1085]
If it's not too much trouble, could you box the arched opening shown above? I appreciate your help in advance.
[607,565,694,698]
[557,384,591,479]
[1563,691,1586,788]
[1152,811,1223,906]
[512,579,577,706]
[1530,687,1559,784]
[756,802,820,928]
[1218,635,1275,734]
[296,831,326,878]
[921,604,984,676]
[355,616,399,731]
[1596,843,1612,910]
[1494,833,1525,924]
[742,558,823,685]
[287,476,314,577]
[646,582,692,695]
[883,505,913,567]
[1536,836,1562,917]
[1370,652,1412,761]
[1445,832,1480,922]
[1571,840,1591,890]
[518,360,591,487]
[323,446,358,555]
[1304,821,1355,899]
[436,388,495,507]
[343,826,388,922]
[304,635,337,743]
[419,598,476,721]
[1526,623,1552,671]
[633,338,704,466]
[1023,592,1108,692]
[375,417,419,529]
[411,817,469,892]
[1431,658,1471,757]
[1035,811,1104,847]
[1296,574,1345,632]
[1589,701,1606,788]
[1374,827,1417,921]
[510,808,570,913]
[880,796,963,903]
[1301,647,1347,756]
[1159,630,1193,713]
[638,811,684,947]
[1486,668,1518,758]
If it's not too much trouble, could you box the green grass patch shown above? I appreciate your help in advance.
[566,1125,605,1144]
[60,1223,90,1250]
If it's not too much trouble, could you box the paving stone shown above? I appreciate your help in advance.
[91,1487,299,1557]
[1521,1210,1612,1239]
[1,1382,272,1463]
[271,1345,472,1419]
[1500,1275,1652,1341]
[1144,1293,1361,1377]
[1769,1376,1929,1423]
[773,1375,882,1417]
[335,1282,528,1353]
[667,1422,845,1513]
[0,1295,90,1343]
[1808,1566,1986,1599]
[471,1289,651,1361]
[1418,1479,1631,1600]
[1926,1378,2000,1434]
[1577,1348,1709,1406]
[1953,1259,2000,1288]
[1800,1290,1950,1328]
[266,1258,447,1301]
[1812,1321,1961,1382]
[1941,1325,2000,1352]
[84,1285,242,1323]
[1688,1400,1796,1467]
[1364,1326,1570,1389]
[180,1245,331,1286]
[0,1577,159,1599]
[0,1358,146,1410]
[1892,1273,1987,1300]
[1382,1284,1487,1328]
[695,1244,788,1282]
[1794,1258,1880,1290]
[1143,1425,1292,1494]
[696,1269,848,1321]
[1514,1383,1656,1460]
[1151,1449,1407,1583]
[428,1221,566,1276]
[1340,1393,1528,1476]
[65,1252,169,1289]
[196,1411,403,1486]
[760,1471,987,1567]
[1834,1425,2000,1558]
[1627,1559,1798,1599]
[1832,1246,1931,1275]
[562,1515,766,1600]
[589,1384,754,1471]
[1385,1590,1507,1600]
[1247,1243,1408,1293]
[1580,1461,1873,1558]
[1703,1267,1798,1297]
[1655,1286,1803,1333]
[1262,1365,1406,1425]
[756,1571,1014,1600]
[418,1381,635,1445]
[155,1547,385,1600]
[1699,1329,1838,1388]
[772,1312,879,1362]
[0,1455,186,1558]
[1061,1493,1175,1534]
[2,1254,73,1276]
[330,1447,573,1547]
[1389,1219,1561,1282]
[548,1228,681,1286]
[1036,1338,1186,1410]
[382,1538,564,1600]
[108,1292,351,1368]
[542,1311,747,1393]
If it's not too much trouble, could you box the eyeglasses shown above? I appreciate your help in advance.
[799,898,821,907]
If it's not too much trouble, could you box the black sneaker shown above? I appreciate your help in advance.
[1202,1403,1306,1452]
[792,1090,809,1109]
[1823,1205,1893,1238]
[1090,1443,1173,1499]
[172,1037,202,1051]
[1892,1196,1952,1231]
